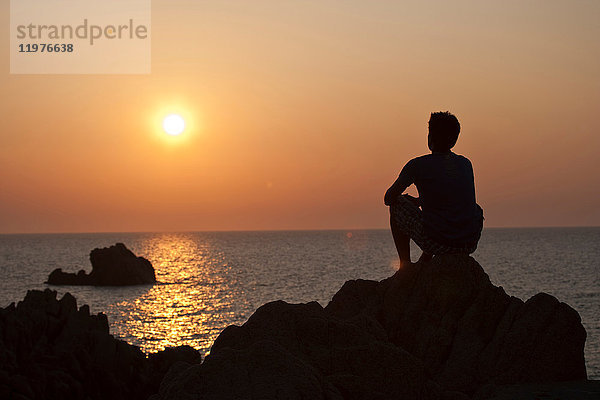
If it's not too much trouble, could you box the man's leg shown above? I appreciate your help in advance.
[417,252,433,263]
[390,214,411,267]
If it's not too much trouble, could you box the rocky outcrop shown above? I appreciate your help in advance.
[472,380,600,400]
[10,255,590,399]
[151,301,453,400]
[325,255,587,393]
[152,255,587,399]
[0,289,201,400]
[47,243,156,286]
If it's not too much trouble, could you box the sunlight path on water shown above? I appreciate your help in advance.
[102,231,396,354]
[107,234,244,353]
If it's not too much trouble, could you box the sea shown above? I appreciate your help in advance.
[0,228,598,379]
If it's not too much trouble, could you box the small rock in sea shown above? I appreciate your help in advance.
[46,242,156,286]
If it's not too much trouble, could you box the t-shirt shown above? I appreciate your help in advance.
[396,152,483,246]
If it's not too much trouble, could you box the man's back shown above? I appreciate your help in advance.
[401,152,482,246]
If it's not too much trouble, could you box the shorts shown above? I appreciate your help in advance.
[389,195,479,255]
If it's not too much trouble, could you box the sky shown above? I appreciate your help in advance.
[1,0,599,233]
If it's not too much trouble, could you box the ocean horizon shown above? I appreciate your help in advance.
[2,225,599,235]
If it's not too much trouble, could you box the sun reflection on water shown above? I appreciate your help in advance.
[106,234,243,354]
[98,231,425,356]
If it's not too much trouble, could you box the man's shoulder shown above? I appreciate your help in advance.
[408,154,432,164]
[406,153,473,166]
[451,152,473,166]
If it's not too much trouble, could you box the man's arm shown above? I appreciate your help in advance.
[384,179,406,205]
[384,159,416,206]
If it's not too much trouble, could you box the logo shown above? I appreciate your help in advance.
[10,0,151,74]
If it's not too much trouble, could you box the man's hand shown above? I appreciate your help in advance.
[384,181,402,205]
[384,188,396,206]
[384,172,413,206]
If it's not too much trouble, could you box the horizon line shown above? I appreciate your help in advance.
[1,225,599,236]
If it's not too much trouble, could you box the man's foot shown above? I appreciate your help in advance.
[417,252,433,263]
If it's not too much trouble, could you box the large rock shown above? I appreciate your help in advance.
[151,301,450,400]
[472,380,600,400]
[153,255,588,399]
[325,255,587,393]
[0,289,202,400]
[47,243,156,286]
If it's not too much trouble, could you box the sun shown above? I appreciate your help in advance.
[162,114,185,136]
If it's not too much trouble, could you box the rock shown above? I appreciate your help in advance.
[47,243,156,286]
[152,341,336,400]
[473,380,600,400]
[0,289,202,400]
[147,345,203,384]
[325,255,587,394]
[151,300,448,400]
[154,255,587,399]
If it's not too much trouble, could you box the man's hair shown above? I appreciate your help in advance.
[428,111,460,151]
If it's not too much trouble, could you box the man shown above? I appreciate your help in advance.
[384,111,484,268]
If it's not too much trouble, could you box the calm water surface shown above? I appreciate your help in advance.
[0,228,598,379]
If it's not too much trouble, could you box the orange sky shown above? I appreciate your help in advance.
[1,1,599,233]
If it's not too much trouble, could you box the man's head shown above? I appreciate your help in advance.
[428,111,460,152]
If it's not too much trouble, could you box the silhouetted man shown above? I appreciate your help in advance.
[384,111,483,268]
